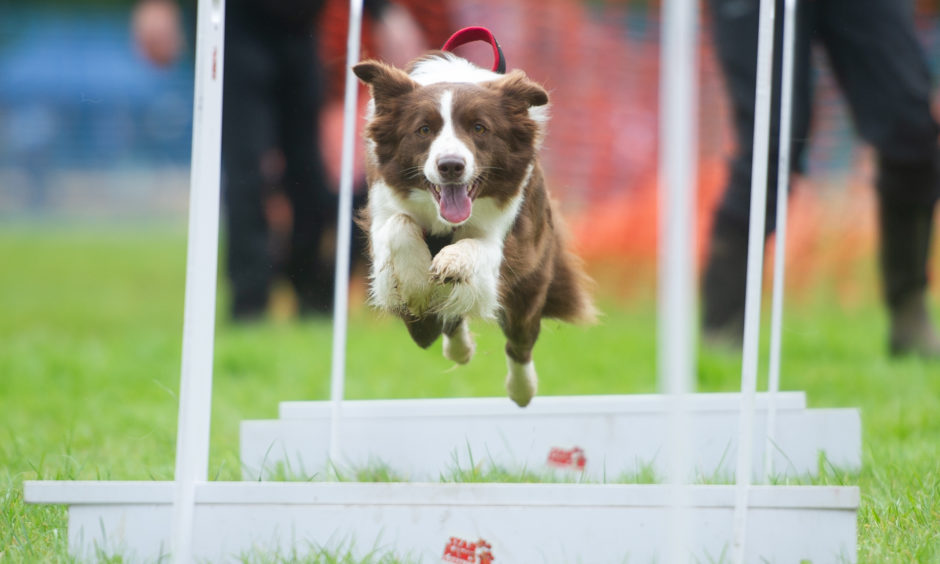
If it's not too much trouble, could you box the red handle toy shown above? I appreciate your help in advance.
[441,26,506,74]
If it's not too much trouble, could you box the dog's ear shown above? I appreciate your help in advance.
[488,71,549,110]
[353,60,417,109]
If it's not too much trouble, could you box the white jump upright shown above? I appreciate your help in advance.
[170,0,225,561]
[764,0,799,483]
[732,0,795,560]
[23,0,859,561]
[658,0,699,559]
[327,0,365,470]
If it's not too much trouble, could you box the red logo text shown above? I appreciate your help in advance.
[442,537,494,564]
[547,446,587,470]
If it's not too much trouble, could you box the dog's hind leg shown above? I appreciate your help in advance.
[499,309,542,407]
[403,314,443,349]
[442,318,475,365]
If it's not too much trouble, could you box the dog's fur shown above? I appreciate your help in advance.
[353,52,595,407]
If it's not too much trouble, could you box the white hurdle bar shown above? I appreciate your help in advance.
[239,393,860,482]
[24,480,859,563]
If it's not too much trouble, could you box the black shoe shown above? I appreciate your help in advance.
[877,191,940,359]
[702,219,750,349]
[889,291,940,358]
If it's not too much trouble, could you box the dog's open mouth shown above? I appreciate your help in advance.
[428,180,481,224]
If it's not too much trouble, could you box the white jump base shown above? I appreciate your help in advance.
[25,480,858,563]
[241,392,861,481]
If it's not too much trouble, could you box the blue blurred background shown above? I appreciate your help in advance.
[0,3,193,216]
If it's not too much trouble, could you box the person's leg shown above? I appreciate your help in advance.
[702,0,814,345]
[221,17,279,319]
[817,0,940,356]
[275,34,336,316]
[877,194,940,356]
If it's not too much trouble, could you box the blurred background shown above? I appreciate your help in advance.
[2,0,940,305]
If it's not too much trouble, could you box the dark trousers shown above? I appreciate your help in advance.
[221,14,335,316]
[704,0,940,333]
[707,0,940,233]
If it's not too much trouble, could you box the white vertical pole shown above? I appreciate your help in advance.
[171,0,225,561]
[731,0,776,560]
[764,0,798,483]
[658,0,698,561]
[328,0,365,471]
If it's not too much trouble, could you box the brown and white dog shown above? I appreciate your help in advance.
[353,52,595,407]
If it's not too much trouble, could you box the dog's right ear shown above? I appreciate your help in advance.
[353,60,417,109]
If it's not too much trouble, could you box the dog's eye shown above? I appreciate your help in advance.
[473,123,487,135]
[417,125,431,136]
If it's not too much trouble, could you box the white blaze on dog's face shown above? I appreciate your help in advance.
[353,58,549,228]
[423,89,476,224]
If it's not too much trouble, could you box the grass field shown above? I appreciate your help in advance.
[1,221,939,562]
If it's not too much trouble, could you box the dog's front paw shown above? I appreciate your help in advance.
[430,245,475,285]
[402,286,436,317]
[370,262,432,316]
[392,266,431,315]
[428,241,500,321]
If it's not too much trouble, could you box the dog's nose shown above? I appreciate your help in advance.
[436,156,466,181]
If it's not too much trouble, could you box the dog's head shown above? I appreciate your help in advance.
[354,57,549,226]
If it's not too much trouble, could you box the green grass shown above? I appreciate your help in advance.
[236,539,419,564]
[1,222,939,562]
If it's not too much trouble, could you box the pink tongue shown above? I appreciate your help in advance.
[439,184,472,223]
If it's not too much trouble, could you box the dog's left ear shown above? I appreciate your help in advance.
[487,71,549,109]
[353,60,417,109]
